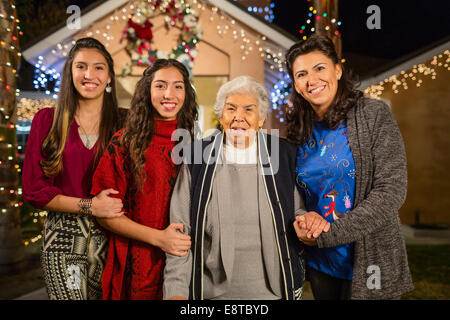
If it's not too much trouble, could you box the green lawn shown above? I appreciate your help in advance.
[301,245,450,300]
[402,245,450,300]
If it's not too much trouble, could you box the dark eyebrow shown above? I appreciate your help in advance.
[313,62,327,68]
[153,80,184,84]
[74,61,106,66]
[295,62,327,76]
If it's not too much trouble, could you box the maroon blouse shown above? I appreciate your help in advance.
[22,107,98,209]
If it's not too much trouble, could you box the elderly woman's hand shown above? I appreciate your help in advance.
[293,211,330,245]
[293,223,317,246]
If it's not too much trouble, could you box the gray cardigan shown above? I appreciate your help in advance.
[316,97,414,299]
[163,135,305,300]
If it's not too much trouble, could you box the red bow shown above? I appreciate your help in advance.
[128,19,153,41]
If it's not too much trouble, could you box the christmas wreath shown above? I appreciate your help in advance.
[120,0,202,77]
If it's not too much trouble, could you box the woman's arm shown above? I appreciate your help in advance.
[163,164,193,300]
[96,215,190,255]
[316,100,407,248]
[23,108,123,218]
[22,108,63,209]
[91,131,190,256]
[45,189,123,218]
[293,187,330,243]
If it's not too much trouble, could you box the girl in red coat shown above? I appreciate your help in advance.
[91,59,197,299]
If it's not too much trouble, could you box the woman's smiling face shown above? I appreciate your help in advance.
[72,48,111,100]
[150,66,186,120]
[292,50,342,118]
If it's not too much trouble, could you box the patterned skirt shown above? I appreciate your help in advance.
[40,211,108,300]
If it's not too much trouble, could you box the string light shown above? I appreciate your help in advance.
[270,74,292,123]
[365,50,450,98]
[0,3,22,97]
[299,1,341,39]
[33,0,274,80]
[20,0,292,131]
[241,1,275,22]
[17,99,55,123]
[33,56,61,99]
[0,4,23,38]
[21,0,271,123]
[200,1,267,63]
[0,2,23,247]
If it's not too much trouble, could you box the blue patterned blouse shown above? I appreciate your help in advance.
[296,120,356,280]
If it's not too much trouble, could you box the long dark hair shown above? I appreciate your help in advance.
[285,33,363,145]
[40,37,122,177]
[121,59,198,189]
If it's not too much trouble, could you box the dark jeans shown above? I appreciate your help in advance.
[306,265,352,300]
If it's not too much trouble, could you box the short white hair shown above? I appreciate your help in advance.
[213,75,269,119]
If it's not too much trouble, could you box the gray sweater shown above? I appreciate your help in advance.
[316,97,414,299]
[163,162,304,300]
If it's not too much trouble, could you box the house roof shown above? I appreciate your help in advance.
[360,36,450,89]
[22,0,296,71]
[209,0,296,49]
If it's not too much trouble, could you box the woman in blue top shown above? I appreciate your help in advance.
[285,34,413,300]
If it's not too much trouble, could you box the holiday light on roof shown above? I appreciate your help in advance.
[37,0,272,76]
[364,50,450,99]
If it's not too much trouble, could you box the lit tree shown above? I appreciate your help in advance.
[0,0,24,273]
[313,0,341,56]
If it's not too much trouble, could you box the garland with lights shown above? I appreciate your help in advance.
[48,0,267,74]
[364,50,450,99]
[0,0,35,256]
[1,2,46,248]
[298,2,342,41]
[120,0,202,77]
[0,6,22,100]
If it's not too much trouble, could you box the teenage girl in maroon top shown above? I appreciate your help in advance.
[91,59,197,300]
[22,38,126,300]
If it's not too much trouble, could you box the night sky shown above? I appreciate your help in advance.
[273,0,450,61]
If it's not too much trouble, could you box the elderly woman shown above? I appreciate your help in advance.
[163,76,316,300]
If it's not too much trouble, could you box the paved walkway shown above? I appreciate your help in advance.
[15,287,48,300]
[12,224,450,300]
[400,224,450,245]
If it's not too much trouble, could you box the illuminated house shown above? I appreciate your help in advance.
[19,0,295,135]
[362,37,450,226]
